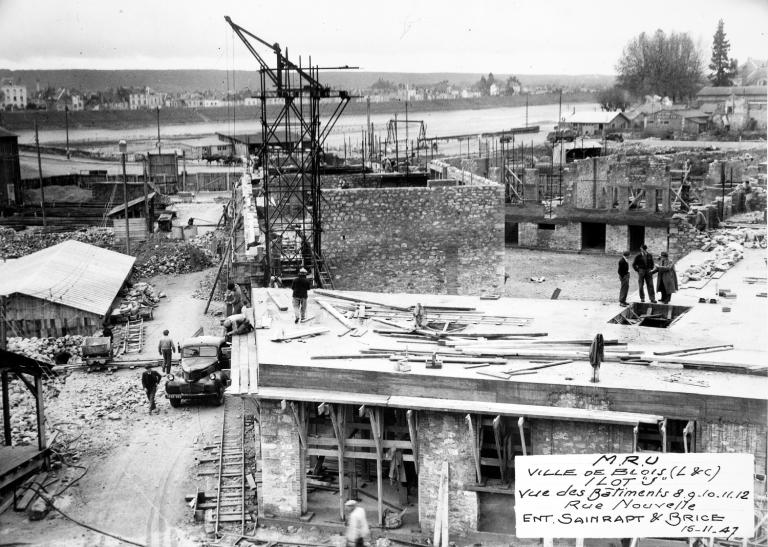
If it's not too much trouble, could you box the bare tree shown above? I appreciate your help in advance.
[616,30,703,102]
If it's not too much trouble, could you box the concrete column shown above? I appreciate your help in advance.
[259,399,304,518]
[417,411,478,535]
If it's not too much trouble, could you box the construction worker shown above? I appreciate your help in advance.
[632,245,657,303]
[291,268,311,323]
[223,313,253,341]
[141,365,162,414]
[617,251,630,307]
[653,251,678,304]
[158,329,175,374]
[344,500,370,547]
[224,281,246,316]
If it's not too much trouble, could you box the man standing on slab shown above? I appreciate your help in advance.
[632,245,657,303]
[291,268,311,323]
[618,250,631,306]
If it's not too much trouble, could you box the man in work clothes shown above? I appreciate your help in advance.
[618,251,631,307]
[632,245,657,303]
[158,329,175,374]
[344,500,370,547]
[291,268,311,323]
[224,281,247,316]
[141,365,162,414]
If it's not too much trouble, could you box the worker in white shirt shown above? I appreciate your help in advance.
[344,500,369,547]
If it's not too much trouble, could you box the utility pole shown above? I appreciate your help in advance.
[119,140,131,254]
[34,120,46,226]
[1,295,9,447]
[64,105,70,159]
[156,106,161,154]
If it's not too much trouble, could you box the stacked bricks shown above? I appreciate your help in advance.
[417,411,478,535]
[323,185,505,295]
[259,400,303,518]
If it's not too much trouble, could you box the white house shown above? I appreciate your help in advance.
[0,80,27,110]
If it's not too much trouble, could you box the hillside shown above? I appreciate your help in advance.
[0,69,615,93]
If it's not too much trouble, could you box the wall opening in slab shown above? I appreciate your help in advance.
[581,222,606,251]
[505,221,519,246]
[608,302,692,328]
[628,224,645,252]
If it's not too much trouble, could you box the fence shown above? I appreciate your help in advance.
[181,171,234,192]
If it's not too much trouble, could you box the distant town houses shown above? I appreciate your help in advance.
[129,87,163,110]
[0,79,27,110]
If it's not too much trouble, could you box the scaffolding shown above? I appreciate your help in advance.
[225,16,352,287]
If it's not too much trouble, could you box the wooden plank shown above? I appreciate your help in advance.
[329,404,346,521]
[269,327,329,342]
[316,299,355,329]
[255,387,389,406]
[266,289,289,311]
[307,436,412,449]
[228,335,241,393]
[306,448,415,462]
[368,408,384,526]
[406,410,418,474]
[247,334,259,395]
[313,289,411,312]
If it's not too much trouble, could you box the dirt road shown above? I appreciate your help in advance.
[0,268,226,547]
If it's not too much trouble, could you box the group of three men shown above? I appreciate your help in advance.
[618,245,678,306]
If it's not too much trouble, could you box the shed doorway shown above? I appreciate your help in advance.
[628,225,645,252]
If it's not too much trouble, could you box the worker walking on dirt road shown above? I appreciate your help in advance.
[618,251,630,306]
[158,330,175,374]
[344,500,370,547]
[632,245,657,303]
[141,365,162,414]
[291,268,311,323]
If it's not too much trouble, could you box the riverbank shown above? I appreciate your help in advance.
[0,91,596,132]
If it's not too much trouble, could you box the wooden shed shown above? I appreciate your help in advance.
[0,240,135,337]
[0,126,22,207]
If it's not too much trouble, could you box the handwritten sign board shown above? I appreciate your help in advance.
[515,453,754,539]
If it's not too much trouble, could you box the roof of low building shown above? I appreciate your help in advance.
[696,85,768,98]
[0,126,18,139]
[106,192,157,216]
[0,240,135,316]
[565,111,630,124]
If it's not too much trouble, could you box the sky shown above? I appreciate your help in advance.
[0,0,766,75]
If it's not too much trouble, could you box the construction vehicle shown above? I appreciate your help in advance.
[165,336,231,407]
[81,336,113,367]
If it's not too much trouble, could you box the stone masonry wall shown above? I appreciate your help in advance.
[530,419,635,455]
[259,400,303,518]
[696,421,767,516]
[644,226,669,255]
[605,224,627,254]
[516,221,581,251]
[418,411,478,535]
[323,185,505,295]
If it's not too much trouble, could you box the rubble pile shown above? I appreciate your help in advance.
[133,242,214,278]
[0,227,116,258]
[679,228,764,283]
[193,269,225,301]
[7,335,85,364]
[113,281,162,320]
[3,374,66,446]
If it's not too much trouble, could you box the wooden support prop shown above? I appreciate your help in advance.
[35,375,46,451]
[550,288,561,300]
[433,461,449,547]
[371,317,413,331]
[266,289,289,311]
[465,414,482,484]
[492,416,506,483]
[367,407,384,526]
[329,404,346,521]
[683,420,694,453]
[659,418,668,453]
[633,425,639,453]
[518,417,527,456]
[317,402,329,416]
[316,299,355,329]
[289,402,308,449]
[406,410,418,474]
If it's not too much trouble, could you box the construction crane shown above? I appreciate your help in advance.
[224,16,354,288]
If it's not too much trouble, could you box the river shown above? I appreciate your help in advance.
[18,101,602,156]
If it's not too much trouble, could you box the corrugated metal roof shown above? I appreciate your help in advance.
[0,240,135,317]
[566,111,629,124]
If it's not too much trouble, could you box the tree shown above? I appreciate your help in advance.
[616,29,703,102]
[505,76,521,95]
[371,78,395,91]
[598,86,631,111]
[708,19,738,86]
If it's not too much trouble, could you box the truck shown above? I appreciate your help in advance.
[165,336,231,407]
